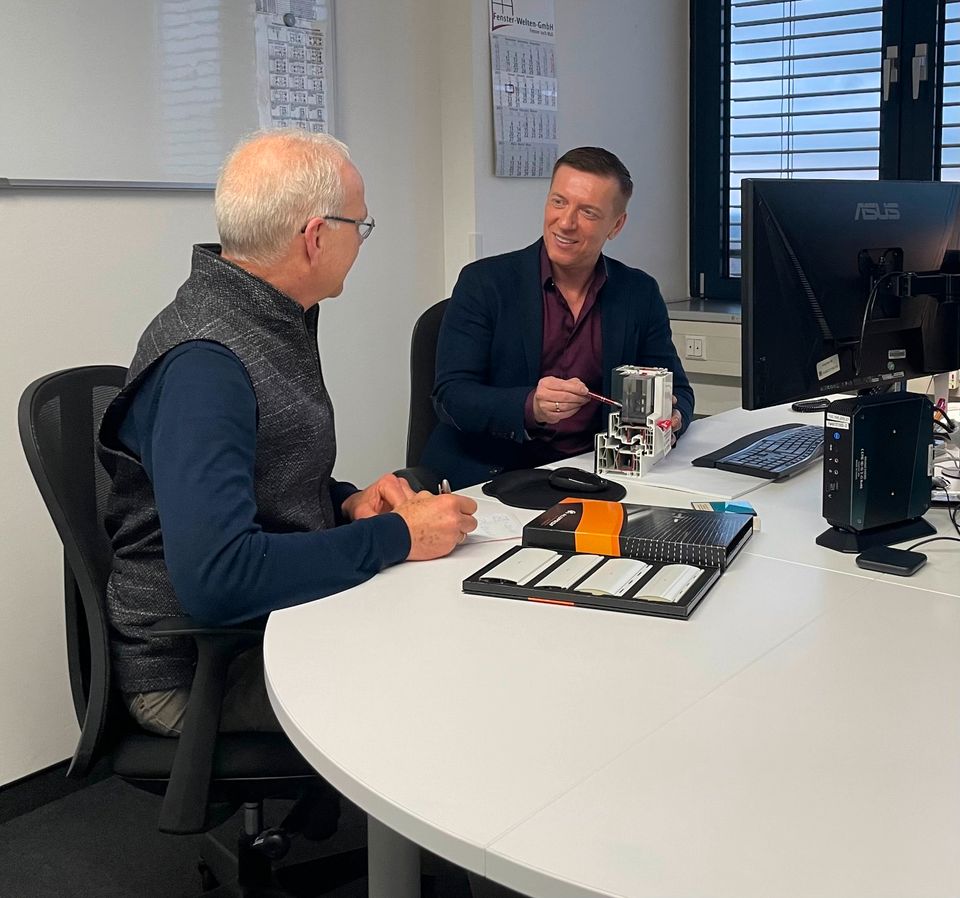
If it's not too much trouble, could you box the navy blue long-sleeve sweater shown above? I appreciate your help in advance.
[115,340,411,625]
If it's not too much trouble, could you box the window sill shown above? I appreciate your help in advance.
[665,297,741,324]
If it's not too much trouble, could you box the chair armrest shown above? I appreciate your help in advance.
[151,615,266,639]
[151,617,263,834]
[393,464,445,494]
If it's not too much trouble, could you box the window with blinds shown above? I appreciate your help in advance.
[692,0,950,299]
[727,0,884,275]
[941,2,960,179]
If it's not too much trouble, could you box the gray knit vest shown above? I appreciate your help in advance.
[98,244,336,693]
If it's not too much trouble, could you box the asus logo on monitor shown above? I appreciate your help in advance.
[855,202,901,221]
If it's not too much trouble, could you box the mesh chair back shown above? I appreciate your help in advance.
[19,365,325,843]
[405,298,448,467]
[18,366,128,776]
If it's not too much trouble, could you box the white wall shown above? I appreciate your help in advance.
[451,0,689,300]
[1,191,218,783]
[0,1,448,787]
[320,0,445,486]
[0,0,690,785]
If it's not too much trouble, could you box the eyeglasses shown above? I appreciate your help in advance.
[301,215,376,242]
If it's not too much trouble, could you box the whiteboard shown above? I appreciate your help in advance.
[0,1,333,187]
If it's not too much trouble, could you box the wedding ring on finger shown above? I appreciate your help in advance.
[555,401,561,412]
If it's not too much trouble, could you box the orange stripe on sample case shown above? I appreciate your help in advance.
[561,498,623,557]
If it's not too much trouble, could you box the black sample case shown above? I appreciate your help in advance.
[463,545,721,620]
[463,500,754,620]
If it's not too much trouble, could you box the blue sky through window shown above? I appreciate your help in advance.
[942,5,960,177]
[726,0,883,276]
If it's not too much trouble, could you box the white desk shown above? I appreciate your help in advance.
[264,406,960,898]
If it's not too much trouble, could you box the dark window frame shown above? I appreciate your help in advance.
[689,0,949,303]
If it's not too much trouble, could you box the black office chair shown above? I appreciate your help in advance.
[18,365,364,897]
[394,299,448,493]
[405,298,448,468]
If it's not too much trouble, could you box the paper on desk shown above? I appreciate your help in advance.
[626,461,771,500]
[465,498,525,543]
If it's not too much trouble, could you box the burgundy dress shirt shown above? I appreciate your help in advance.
[523,245,607,461]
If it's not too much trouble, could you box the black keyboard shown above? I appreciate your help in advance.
[691,423,824,481]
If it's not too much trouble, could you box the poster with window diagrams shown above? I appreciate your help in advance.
[255,0,335,134]
[489,0,558,178]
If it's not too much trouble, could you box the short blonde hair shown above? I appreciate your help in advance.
[215,128,352,265]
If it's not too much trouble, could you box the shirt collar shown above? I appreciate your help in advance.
[539,240,608,292]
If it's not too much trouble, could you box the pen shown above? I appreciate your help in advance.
[585,390,622,408]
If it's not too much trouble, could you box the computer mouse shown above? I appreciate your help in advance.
[548,467,607,493]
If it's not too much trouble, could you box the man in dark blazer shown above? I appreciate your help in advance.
[422,146,694,489]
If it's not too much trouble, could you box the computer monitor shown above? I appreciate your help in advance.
[741,178,960,410]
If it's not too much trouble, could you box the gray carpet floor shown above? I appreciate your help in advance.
[0,775,477,898]
[0,776,223,897]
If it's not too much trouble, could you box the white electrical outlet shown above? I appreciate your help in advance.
[684,336,705,360]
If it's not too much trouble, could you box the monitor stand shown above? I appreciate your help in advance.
[816,517,935,554]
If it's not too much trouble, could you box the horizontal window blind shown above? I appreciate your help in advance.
[941,2,960,179]
[726,0,883,275]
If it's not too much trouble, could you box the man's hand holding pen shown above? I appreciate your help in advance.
[343,474,476,559]
[393,483,477,560]
[533,375,684,441]
[532,376,594,425]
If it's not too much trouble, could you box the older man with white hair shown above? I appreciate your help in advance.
[98,129,476,738]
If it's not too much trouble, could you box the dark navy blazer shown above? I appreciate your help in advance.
[422,239,695,489]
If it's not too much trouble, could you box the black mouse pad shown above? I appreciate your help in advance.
[482,468,626,510]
